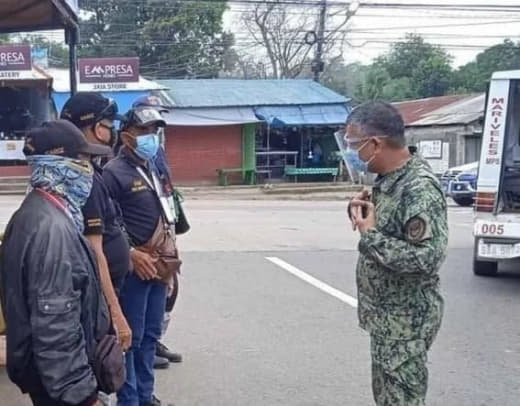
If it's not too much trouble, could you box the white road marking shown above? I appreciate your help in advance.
[266,256,358,308]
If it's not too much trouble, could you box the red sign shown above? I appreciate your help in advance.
[79,57,139,84]
[0,45,31,72]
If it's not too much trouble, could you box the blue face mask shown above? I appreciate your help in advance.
[345,148,369,173]
[134,133,160,161]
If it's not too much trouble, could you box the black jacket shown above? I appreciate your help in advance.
[0,191,111,405]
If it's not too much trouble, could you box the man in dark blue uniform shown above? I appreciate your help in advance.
[131,95,183,369]
[61,93,132,352]
[103,107,178,406]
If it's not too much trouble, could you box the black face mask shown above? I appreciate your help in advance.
[108,126,118,149]
[93,122,118,149]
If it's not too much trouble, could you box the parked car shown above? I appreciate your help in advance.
[440,161,478,206]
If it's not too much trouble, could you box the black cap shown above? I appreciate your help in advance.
[23,120,113,158]
[61,92,125,128]
[120,107,167,130]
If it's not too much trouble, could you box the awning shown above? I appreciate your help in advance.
[162,107,260,126]
[254,104,350,128]
[53,90,153,115]
[0,1,78,33]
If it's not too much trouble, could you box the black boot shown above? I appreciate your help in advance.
[156,342,182,363]
[153,355,170,370]
[140,394,174,406]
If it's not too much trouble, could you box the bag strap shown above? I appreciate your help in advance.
[36,188,74,223]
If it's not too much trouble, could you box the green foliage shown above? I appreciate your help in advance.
[454,40,520,93]
[357,34,454,101]
[79,0,232,78]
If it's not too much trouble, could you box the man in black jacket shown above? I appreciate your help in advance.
[0,120,112,406]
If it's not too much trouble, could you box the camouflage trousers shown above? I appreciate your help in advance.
[370,334,435,406]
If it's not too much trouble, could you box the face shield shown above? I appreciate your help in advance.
[334,129,378,185]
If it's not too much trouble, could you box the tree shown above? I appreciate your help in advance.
[21,35,69,68]
[220,50,268,79]
[240,0,354,79]
[139,2,233,78]
[358,34,454,101]
[321,60,364,99]
[356,65,392,101]
[79,0,232,78]
[454,39,520,92]
[412,53,453,97]
[356,66,416,102]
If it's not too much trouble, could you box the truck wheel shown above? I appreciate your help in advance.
[453,197,474,206]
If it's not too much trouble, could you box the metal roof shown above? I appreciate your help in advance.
[409,94,485,126]
[393,94,469,125]
[0,1,78,33]
[158,79,349,108]
[161,107,260,126]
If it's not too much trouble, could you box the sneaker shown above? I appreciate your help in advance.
[153,355,170,370]
[156,342,183,363]
[140,394,174,406]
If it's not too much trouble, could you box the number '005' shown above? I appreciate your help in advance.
[481,224,504,235]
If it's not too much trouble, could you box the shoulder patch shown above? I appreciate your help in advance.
[405,216,431,242]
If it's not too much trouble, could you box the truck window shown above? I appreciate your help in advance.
[500,80,520,212]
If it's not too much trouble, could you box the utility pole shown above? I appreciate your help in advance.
[312,0,327,82]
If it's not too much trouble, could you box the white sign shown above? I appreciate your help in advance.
[423,142,450,175]
[78,83,129,92]
[477,79,511,193]
[0,140,25,160]
[419,140,443,159]
[0,71,33,79]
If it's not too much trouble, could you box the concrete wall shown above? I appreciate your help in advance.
[164,125,243,185]
[405,121,482,170]
[0,165,29,177]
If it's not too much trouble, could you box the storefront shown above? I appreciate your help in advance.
[157,79,351,185]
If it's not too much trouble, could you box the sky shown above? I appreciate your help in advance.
[36,1,520,69]
[223,0,520,67]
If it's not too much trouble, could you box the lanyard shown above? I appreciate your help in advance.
[136,166,176,225]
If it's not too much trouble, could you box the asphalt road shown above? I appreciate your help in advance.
[0,197,519,406]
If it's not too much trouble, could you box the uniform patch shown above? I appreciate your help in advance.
[405,216,430,242]
[87,218,102,227]
[131,179,148,192]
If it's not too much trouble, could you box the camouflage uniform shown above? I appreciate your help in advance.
[356,154,448,405]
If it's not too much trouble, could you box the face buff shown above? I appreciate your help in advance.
[27,155,94,233]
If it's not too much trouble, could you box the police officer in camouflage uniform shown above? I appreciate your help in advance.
[345,101,448,406]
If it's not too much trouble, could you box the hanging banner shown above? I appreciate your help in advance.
[0,45,32,80]
[78,57,140,91]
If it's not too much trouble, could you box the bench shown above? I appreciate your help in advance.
[255,169,272,183]
[284,166,339,182]
[217,168,255,186]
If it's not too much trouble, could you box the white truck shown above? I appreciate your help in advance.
[474,70,520,275]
